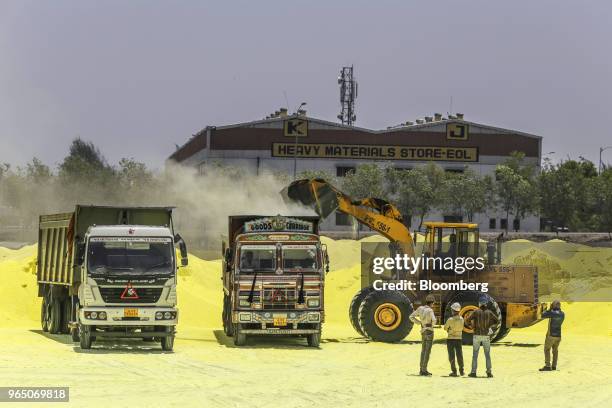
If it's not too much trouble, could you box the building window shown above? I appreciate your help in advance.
[335,211,352,226]
[336,166,355,177]
[513,218,520,231]
[489,218,496,229]
[443,215,463,223]
[500,218,508,230]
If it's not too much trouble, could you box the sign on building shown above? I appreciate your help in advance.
[272,143,478,162]
[284,119,308,137]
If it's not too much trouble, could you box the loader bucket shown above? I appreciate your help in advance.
[281,179,341,219]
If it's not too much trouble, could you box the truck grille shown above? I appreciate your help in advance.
[99,287,163,303]
[263,287,297,310]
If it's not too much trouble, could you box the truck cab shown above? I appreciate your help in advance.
[221,215,328,347]
[77,225,182,350]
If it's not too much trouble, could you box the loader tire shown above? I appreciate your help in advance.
[358,290,413,343]
[445,292,502,345]
[492,305,511,342]
[48,298,62,334]
[349,286,375,337]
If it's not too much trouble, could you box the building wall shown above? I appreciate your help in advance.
[169,117,542,232]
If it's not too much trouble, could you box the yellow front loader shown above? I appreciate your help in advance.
[283,179,544,344]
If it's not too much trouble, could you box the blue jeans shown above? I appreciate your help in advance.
[471,335,492,374]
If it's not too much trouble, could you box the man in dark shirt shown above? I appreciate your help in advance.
[466,297,499,378]
[539,300,565,371]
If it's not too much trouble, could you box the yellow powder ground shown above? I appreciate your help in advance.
[0,240,610,407]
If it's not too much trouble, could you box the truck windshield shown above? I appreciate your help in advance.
[282,245,318,272]
[239,245,276,272]
[88,237,174,275]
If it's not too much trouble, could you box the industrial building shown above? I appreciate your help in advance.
[168,110,542,232]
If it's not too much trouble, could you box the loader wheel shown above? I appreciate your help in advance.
[358,290,413,343]
[492,305,511,342]
[41,298,49,332]
[233,323,247,346]
[48,298,62,334]
[445,292,501,345]
[79,325,92,350]
[349,287,376,337]
[223,294,234,337]
[307,331,321,347]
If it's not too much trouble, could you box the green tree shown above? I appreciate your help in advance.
[392,163,445,230]
[442,169,492,222]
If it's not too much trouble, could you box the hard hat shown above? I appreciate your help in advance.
[451,302,461,312]
[425,294,436,303]
[478,297,488,306]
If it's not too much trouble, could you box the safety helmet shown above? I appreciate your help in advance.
[478,297,488,306]
[451,302,461,312]
[425,294,436,304]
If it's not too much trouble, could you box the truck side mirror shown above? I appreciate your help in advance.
[174,233,188,267]
[76,243,86,265]
[322,244,330,273]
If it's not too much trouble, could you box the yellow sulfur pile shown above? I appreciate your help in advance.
[0,239,611,338]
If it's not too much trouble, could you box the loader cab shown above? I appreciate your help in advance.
[422,222,479,273]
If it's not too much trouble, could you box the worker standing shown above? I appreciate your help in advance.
[444,302,465,376]
[466,297,499,378]
[410,294,437,376]
[539,300,565,372]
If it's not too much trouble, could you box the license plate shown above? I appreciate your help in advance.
[273,316,287,326]
[124,308,139,317]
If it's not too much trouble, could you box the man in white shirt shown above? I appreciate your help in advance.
[410,294,437,376]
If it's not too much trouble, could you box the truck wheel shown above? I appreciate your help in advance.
[446,292,502,345]
[349,287,375,337]
[70,327,80,342]
[48,298,62,334]
[60,300,71,334]
[358,290,414,343]
[79,325,92,349]
[233,323,247,346]
[223,294,234,337]
[307,331,321,347]
[41,298,49,332]
[161,333,175,351]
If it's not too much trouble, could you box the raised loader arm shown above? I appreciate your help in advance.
[282,179,415,258]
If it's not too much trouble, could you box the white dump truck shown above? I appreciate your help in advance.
[37,205,188,351]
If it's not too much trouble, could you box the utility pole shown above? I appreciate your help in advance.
[293,102,307,179]
[600,146,612,174]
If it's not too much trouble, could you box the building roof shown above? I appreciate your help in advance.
[168,113,542,162]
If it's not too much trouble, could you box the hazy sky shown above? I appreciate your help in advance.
[1,1,611,170]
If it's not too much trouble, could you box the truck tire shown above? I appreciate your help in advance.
[307,331,321,347]
[233,323,247,346]
[79,325,92,350]
[60,300,70,334]
[445,292,502,345]
[358,290,414,343]
[70,327,80,342]
[48,298,62,334]
[223,294,234,337]
[41,298,49,332]
[349,286,375,337]
[161,331,175,351]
